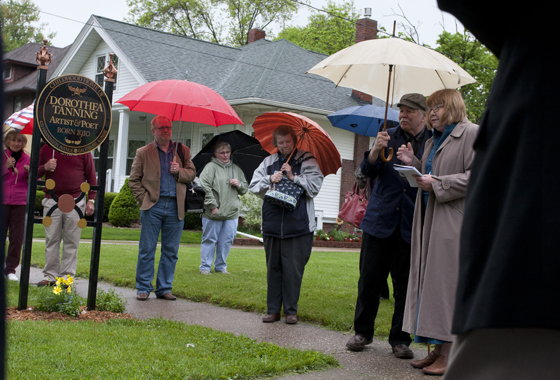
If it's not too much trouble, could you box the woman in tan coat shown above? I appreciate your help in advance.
[397,89,478,376]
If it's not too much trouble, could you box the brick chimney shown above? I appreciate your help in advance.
[352,16,378,104]
[247,29,266,44]
[355,17,378,44]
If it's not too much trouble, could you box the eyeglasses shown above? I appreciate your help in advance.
[154,126,172,131]
[430,104,444,112]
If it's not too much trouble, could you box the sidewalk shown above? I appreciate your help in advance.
[22,250,425,380]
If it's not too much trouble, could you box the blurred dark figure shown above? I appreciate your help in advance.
[437,2,560,379]
[1,37,7,380]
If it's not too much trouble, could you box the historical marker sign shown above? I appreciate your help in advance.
[36,74,112,155]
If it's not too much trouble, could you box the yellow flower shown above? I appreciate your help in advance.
[55,277,62,286]
[65,275,74,285]
[67,285,72,294]
[52,286,61,295]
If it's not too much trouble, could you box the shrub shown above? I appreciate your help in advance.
[184,212,202,230]
[102,192,118,221]
[108,178,140,227]
[85,192,118,222]
[96,288,127,313]
[240,192,262,231]
[35,190,45,216]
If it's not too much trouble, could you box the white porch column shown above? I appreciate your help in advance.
[114,109,129,192]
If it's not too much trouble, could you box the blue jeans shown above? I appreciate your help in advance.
[136,197,183,297]
[200,217,238,272]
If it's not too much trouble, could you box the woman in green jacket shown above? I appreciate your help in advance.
[199,141,248,274]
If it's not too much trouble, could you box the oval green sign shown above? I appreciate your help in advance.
[36,74,112,155]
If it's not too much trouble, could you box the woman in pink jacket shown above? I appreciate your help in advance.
[2,131,30,281]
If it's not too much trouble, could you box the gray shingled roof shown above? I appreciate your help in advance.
[94,16,387,113]
[4,43,71,94]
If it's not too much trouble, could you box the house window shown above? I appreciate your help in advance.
[3,66,12,80]
[95,54,118,90]
[201,133,214,149]
[92,140,115,173]
[14,97,22,112]
[126,140,145,175]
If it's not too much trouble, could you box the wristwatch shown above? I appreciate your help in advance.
[88,199,95,204]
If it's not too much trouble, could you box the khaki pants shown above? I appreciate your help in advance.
[42,197,85,281]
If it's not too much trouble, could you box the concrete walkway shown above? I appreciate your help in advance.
[20,245,427,380]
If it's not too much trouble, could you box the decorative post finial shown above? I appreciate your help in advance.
[103,53,118,83]
[36,39,52,70]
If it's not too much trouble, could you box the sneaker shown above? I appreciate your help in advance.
[6,273,18,281]
[200,270,211,275]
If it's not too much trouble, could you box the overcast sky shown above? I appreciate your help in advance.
[33,0,463,48]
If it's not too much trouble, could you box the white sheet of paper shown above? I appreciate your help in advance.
[393,164,423,187]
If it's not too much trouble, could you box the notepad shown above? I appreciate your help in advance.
[393,164,423,187]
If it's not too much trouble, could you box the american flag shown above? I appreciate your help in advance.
[4,103,34,134]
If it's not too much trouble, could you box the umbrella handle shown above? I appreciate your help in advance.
[380,147,393,162]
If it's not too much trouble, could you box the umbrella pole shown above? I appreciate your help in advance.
[380,64,395,163]
[174,119,182,162]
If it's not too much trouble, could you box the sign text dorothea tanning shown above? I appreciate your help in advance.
[36,74,112,155]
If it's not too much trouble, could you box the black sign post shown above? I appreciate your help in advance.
[88,55,117,310]
[18,45,116,311]
[18,42,51,310]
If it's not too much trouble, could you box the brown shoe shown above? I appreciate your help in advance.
[285,314,297,324]
[136,292,149,301]
[37,279,55,287]
[411,351,439,368]
[262,313,281,323]
[422,354,448,376]
[346,334,373,351]
[392,344,414,359]
[157,292,177,301]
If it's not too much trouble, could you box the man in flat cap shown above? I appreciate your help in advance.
[346,93,432,359]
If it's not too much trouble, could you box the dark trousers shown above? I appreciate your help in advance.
[263,233,313,316]
[1,205,26,276]
[353,227,412,346]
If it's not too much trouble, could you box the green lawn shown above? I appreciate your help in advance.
[31,226,203,244]
[26,241,395,337]
[8,317,337,380]
[6,282,338,380]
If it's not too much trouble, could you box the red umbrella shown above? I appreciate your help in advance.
[116,80,243,126]
[252,112,341,177]
[4,103,34,135]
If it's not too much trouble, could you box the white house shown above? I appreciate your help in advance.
[51,15,385,229]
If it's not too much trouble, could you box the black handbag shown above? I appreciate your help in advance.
[265,177,304,211]
[176,143,206,213]
[264,154,314,211]
[185,182,205,213]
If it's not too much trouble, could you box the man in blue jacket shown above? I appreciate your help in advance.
[346,93,431,358]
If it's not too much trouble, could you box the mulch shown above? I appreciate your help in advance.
[6,306,133,323]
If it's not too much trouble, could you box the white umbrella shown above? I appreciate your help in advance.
[307,37,476,105]
[306,35,476,161]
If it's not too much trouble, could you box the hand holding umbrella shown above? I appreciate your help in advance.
[45,156,57,172]
[368,131,391,163]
